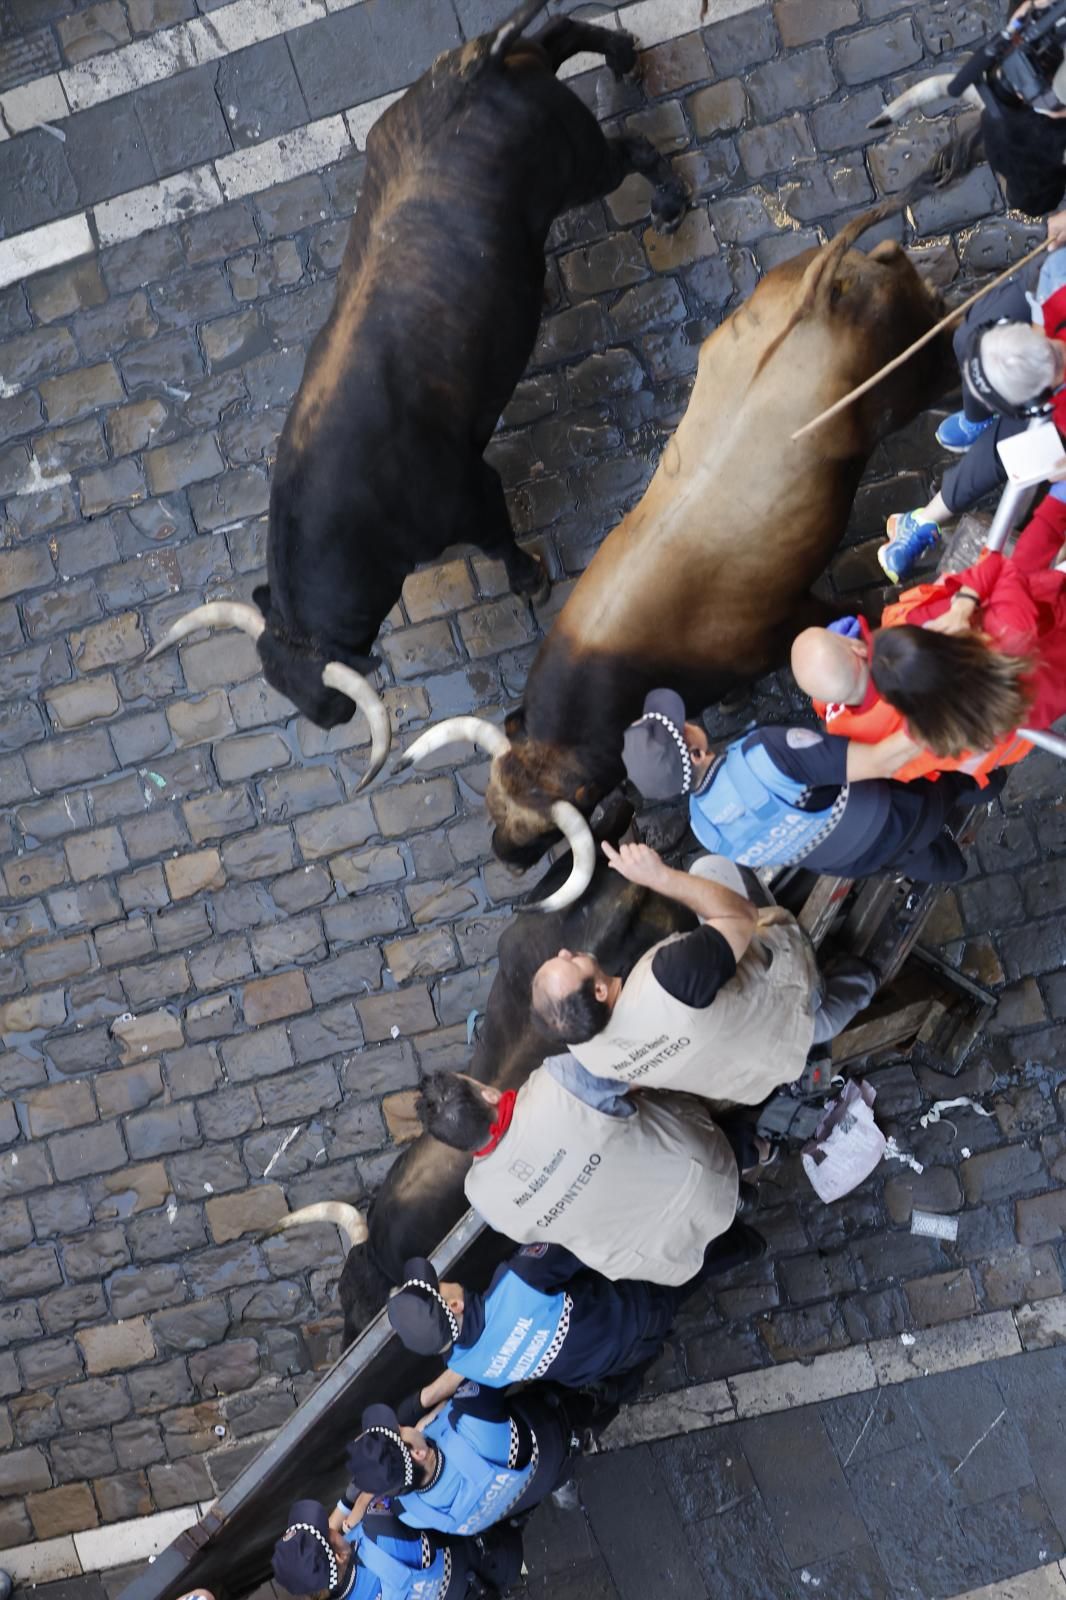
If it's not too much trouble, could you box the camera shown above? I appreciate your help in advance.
[949,0,1066,115]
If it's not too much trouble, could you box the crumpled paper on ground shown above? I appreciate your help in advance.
[802,1079,887,1203]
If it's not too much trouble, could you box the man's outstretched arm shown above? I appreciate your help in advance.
[601,841,758,961]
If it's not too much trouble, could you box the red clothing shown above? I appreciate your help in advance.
[815,498,1066,782]
[1037,261,1066,437]
[474,1090,517,1158]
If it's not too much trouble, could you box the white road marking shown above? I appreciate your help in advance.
[0,213,94,292]
[0,0,764,288]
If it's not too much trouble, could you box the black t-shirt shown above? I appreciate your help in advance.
[650,925,737,1008]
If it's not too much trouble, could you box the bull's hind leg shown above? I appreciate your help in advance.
[612,132,688,232]
[469,459,550,604]
[537,17,637,79]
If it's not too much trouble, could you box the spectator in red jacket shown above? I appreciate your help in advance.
[792,492,1066,783]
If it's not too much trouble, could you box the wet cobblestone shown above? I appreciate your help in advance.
[0,0,1064,1565]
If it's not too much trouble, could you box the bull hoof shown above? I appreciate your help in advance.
[510,553,551,607]
[609,31,638,80]
[651,186,687,236]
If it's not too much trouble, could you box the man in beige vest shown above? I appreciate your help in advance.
[530,842,876,1109]
[421,1063,762,1288]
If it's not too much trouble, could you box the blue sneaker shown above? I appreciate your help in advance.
[934,411,994,454]
[879,511,940,582]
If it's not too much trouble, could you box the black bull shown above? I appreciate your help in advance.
[149,2,686,765]
[337,807,694,1338]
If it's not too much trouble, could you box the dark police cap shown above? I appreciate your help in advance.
[387,1256,460,1356]
[346,1403,416,1496]
[272,1500,340,1597]
[622,688,694,801]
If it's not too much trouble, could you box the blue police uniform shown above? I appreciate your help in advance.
[450,1244,679,1390]
[347,1509,465,1600]
[342,1385,569,1539]
[689,727,971,882]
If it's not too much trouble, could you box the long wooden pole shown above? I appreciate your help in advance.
[790,237,1052,444]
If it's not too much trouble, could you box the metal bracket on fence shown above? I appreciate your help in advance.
[987,417,1066,553]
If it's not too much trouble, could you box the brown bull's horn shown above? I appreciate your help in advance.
[322,662,392,791]
[532,800,597,915]
[145,601,266,659]
[261,1201,368,1253]
[395,715,512,772]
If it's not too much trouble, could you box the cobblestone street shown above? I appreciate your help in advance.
[1,0,1065,1594]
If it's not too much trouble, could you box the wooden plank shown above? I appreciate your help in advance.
[831,998,936,1064]
[798,875,853,945]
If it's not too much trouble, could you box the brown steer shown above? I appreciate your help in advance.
[399,162,966,897]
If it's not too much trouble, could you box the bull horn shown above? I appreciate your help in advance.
[322,662,392,791]
[531,800,597,914]
[262,1201,368,1253]
[868,73,980,129]
[395,715,511,772]
[145,601,266,659]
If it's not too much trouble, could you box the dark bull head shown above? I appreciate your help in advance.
[145,597,393,790]
[394,716,601,912]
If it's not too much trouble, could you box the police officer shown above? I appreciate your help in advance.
[271,1496,520,1600]
[386,1247,685,1407]
[622,688,975,882]
[342,1392,585,1539]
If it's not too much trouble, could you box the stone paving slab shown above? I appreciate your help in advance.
[511,1344,1066,1600]
[0,0,1065,1581]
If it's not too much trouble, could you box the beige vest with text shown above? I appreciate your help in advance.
[464,1067,739,1287]
[570,913,818,1107]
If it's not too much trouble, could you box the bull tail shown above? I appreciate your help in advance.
[490,0,553,58]
[261,1201,368,1252]
[800,125,982,316]
[868,72,984,129]
[751,129,981,381]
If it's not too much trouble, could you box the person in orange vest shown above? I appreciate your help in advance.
[791,494,1066,786]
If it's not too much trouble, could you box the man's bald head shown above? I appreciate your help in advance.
[791,626,870,705]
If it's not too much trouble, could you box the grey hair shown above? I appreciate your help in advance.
[978,323,1060,407]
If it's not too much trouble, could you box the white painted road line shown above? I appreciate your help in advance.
[72,1505,203,1571]
[60,0,356,113]
[0,213,95,291]
[0,74,70,138]
[600,1297,1052,1452]
[950,1565,1066,1600]
[0,0,765,290]
[93,164,224,247]
[215,115,351,201]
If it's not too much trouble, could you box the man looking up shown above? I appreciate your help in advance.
[529,844,876,1107]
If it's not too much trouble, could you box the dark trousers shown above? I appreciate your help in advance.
[942,266,1041,514]
[805,773,975,885]
[982,99,1066,218]
[507,1387,585,1516]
